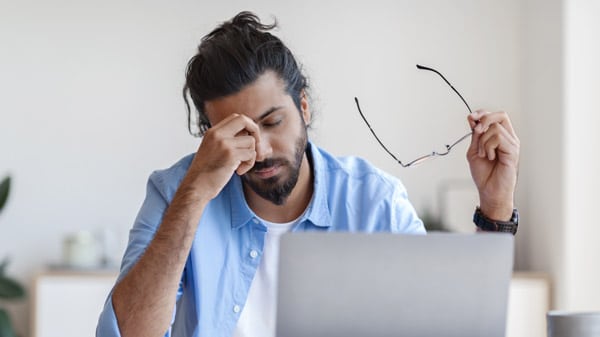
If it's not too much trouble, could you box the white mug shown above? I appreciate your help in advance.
[62,231,99,268]
[547,311,600,337]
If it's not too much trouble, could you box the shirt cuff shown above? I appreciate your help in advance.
[96,293,122,337]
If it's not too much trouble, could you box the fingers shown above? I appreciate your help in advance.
[211,113,262,148]
[467,110,520,162]
[476,123,510,161]
[468,110,517,139]
[183,113,272,200]
[234,147,257,175]
[229,132,258,175]
[191,113,263,179]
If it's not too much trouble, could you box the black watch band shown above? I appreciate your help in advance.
[473,207,519,235]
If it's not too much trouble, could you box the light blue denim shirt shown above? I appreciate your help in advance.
[96,142,425,337]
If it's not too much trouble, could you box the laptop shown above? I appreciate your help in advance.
[276,232,514,337]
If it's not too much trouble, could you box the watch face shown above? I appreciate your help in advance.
[511,209,519,223]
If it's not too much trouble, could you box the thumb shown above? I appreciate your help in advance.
[467,115,481,157]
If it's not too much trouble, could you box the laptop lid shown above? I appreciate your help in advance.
[276,232,514,337]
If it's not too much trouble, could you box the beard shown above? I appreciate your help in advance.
[241,127,308,206]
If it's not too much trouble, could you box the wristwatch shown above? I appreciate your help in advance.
[473,207,519,235]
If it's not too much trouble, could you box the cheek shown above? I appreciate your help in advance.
[271,127,300,154]
[261,113,307,155]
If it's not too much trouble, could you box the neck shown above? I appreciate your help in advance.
[243,153,313,223]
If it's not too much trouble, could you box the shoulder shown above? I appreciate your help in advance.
[310,143,423,233]
[146,153,196,202]
[311,144,406,196]
[309,145,414,231]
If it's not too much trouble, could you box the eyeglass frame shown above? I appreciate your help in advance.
[354,64,474,167]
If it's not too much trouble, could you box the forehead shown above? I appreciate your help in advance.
[204,71,294,124]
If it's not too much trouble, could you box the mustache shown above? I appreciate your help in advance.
[251,158,288,172]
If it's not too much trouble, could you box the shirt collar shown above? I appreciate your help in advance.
[302,142,332,228]
[229,176,254,230]
[228,141,332,230]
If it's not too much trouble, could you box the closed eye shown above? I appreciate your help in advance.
[262,119,282,128]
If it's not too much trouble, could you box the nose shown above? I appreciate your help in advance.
[255,136,272,162]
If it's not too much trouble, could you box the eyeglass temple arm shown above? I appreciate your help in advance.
[416,64,473,114]
[354,97,410,167]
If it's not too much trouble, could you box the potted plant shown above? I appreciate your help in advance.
[419,205,447,232]
[0,176,26,337]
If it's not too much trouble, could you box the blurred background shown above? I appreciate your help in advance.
[0,0,598,336]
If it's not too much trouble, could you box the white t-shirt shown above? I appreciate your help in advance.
[232,216,298,337]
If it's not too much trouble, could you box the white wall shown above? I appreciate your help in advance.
[518,0,567,306]
[518,0,600,311]
[1,1,523,335]
[564,0,600,310]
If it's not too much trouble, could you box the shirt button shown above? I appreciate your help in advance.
[252,218,259,224]
[233,305,241,313]
[250,250,258,259]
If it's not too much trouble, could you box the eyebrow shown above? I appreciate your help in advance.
[254,106,283,122]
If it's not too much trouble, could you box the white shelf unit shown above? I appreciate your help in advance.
[506,272,551,337]
[32,269,118,337]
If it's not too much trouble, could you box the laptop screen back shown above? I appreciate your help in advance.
[276,232,514,337]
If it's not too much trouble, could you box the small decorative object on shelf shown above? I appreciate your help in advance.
[62,231,100,269]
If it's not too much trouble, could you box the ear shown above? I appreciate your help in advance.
[300,91,311,125]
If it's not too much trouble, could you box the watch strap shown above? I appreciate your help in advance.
[473,207,519,235]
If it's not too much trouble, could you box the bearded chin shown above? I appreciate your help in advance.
[242,131,307,206]
[248,172,300,205]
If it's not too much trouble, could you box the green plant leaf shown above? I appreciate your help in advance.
[419,207,447,232]
[0,257,9,276]
[0,276,25,300]
[0,308,18,337]
[0,176,10,213]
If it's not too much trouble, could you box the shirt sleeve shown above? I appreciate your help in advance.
[96,172,182,337]
[390,179,427,235]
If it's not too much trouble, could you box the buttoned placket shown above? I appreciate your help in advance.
[230,216,265,325]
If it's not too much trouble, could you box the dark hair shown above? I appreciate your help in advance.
[183,11,309,137]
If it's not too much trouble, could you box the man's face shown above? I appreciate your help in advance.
[204,71,310,205]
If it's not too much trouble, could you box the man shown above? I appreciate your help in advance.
[96,11,520,337]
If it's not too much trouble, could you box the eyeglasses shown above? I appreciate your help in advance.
[354,64,473,167]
